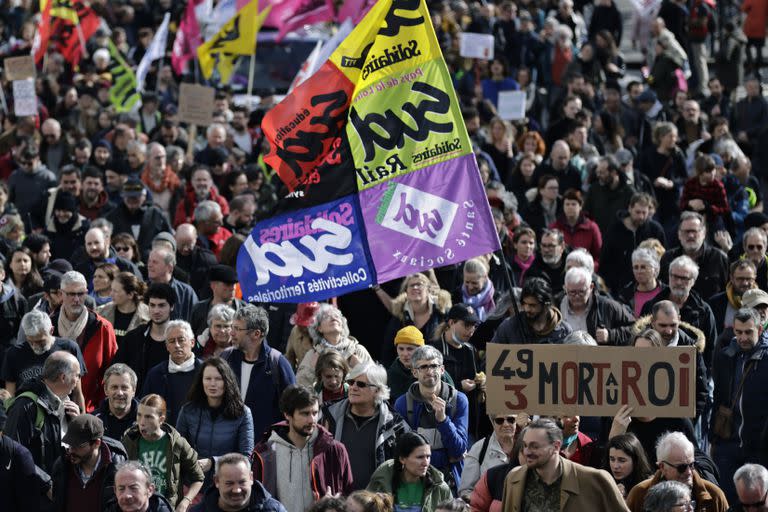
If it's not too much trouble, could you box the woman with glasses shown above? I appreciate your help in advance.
[296,304,372,388]
[322,362,409,491]
[194,304,235,359]
[98,271,149,342]
[367,432,452,512]
[378,271,452,366]
[176,357,254,491]
[617,248,666,318]
[112,232,145,274]
[458,413,518,496]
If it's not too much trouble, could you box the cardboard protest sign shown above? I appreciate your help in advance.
[13,79,37,116]
[178,83,215,126]
[4,56,36,81]
[498,91,526,120]
[459,32,494,60]
[486,344,696,418]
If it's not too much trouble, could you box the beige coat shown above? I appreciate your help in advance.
[97,302,150,336]
[501,457,629,512]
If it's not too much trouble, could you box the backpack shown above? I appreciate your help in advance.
[4,391,45,430]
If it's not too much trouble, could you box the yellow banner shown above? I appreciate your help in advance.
[197,0,270,80]
[50,0,79,24]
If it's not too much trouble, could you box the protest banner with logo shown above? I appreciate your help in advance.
[244,0,500,302]
[237,195,374,302]
[485,344,697,418]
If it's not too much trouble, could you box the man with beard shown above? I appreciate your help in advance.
[192,453,285,512]
[193,201,232,258]
[642,256,718,373]
[140,143,182,212]
[501,418,628,511]
[2,309,86,408]
[174,166,230,228]
[174,224,217,298]
[583,155,635,236]
[491,277,573,344]
[528,229,568,294]
[79,166,116,221]
[660,212,729,300]
[223,196,256,236]
[106,177,173,259]
[229,106,257,157]
[600,193,666,293]
[51,271,117,412]
[74,228,141,286]
[626,432,727,512]
[50,414,128,510]
[708,260,757,333]
[95,364,139,441]
[253,385,352,511]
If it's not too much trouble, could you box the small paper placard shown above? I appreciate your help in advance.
[498,91,527,120]
[4,56,36,81]
[459,32,495,60]
[13,79,37,116]
[178,83,215,126]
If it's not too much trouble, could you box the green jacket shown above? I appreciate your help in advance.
[367,460,452,512]
[122,423,205,506]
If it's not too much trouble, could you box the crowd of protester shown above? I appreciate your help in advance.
[2,0,768,511]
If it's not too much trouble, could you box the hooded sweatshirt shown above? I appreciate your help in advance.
[270,428,316,512]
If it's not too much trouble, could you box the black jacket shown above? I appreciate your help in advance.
[527,253,568,294]
[659,244,729,301]
[707,291,731,334]
[599,211,667,293]
[105,203,173,259]
[94,398,139,441]
[4,377,64,475]
[104,493,174,512]
[533,160,583,194]
[190,477,287,512]
[0,435,40,511]
[112,323,167,391]
[50,437,127,511]
[175,246,218,299]
[641,288,719,373]
[558,291,636,345]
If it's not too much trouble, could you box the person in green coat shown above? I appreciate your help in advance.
[367,432,452,512]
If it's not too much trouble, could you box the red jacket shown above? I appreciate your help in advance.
[51,309,118,412]
[743,0,768,39]
[173,184,230,227]
[202,226,233,257]
[550,215,603,268]
[252,422,353,500]
[679,177,730,223]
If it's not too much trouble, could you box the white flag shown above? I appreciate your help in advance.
[136,13,171,92]
[288,18,355,92]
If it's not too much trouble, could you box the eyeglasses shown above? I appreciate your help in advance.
[740,489,768,509]
[346,379,377,389]
[566,288,589,297]
[64,291,87,297]
[494,416,517,425]
[415,363,441,372]
[670,274,694,282]
[232,326,251,332]
[114,246,130,252]
[662,460,696,473]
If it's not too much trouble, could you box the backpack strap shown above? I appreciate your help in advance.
[478,435,492,467]
[406,392,416,427]
[5,391,44,430]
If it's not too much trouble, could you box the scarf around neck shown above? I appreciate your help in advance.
[168,356,196,373]
[141,165,181,194]
[462,280,495,321]
[58,307,88,341]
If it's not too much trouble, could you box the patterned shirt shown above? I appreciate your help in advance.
[522,465,563,512]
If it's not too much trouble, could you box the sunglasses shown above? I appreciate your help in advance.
[494,416,517,426]
[741,489,768,509]
[662,460,695,474]
[114,246,130,252]
[346,379,377,389]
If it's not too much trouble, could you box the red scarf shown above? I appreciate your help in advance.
[141,165,181,194]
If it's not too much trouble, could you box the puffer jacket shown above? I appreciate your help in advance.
[121,423,205,507]
[175,402,254,469]
[367,460,452,512]
[323,399,411,469]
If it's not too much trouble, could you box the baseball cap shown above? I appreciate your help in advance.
[447,304,480,325]
[636,89,657,104]
[122,177,146,198]
[62,414,104,446]
[743,289,768,309]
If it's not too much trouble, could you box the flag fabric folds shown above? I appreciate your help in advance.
[45,0,99,66]
[239,0,501,303]
[33,0,52,63]
[136,13,171,91]
[107,41,141,113]
[171,0,204,75]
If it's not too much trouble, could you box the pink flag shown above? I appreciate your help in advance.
[261,0,334,39]
[336,0,375,23]
[171,0,204,75]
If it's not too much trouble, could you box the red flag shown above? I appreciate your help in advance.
[48,0,100,66]
[33,0,52,64]
[171,0,204,75]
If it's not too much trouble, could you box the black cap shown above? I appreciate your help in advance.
[447,303,480,325]
[62,414,104,446]
[53,191,78,212]
[122,177,146,197]
[209,264,238,284]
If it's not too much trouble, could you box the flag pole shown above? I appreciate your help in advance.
[246,32,257,101]
[76,24,87,57]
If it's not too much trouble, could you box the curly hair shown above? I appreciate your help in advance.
[185,357,245,419]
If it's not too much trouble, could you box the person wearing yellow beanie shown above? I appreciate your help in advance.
[387,326,454,402]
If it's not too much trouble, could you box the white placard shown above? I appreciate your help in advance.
[12,79,36,117]
[498,91,527,120]
[459,32,495,60]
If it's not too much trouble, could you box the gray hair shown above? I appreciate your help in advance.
[632,247,660,273]
[734,307,762,327]
[411,345,444,367]
[61,270,87,289]
[308,304,350,344]
[164,320,194,341]
[206,123,227,138]
[734,463,768,493]
[744,227,768,249]
[126,139,147,156]
[115,461,153,488]
[147,141,164,156]
[565,248,595,274]
[152,247,176,267]
[463,258,488,277]
[21,309,53,337]
[563,330,597,346]
[214,452,251,475]
[91,218,114,237]
[194,200,222,223]
[234,305,269,337]
[564,266,591,288]
[208,304,235,326]
[103,363,138,390]
[679,211,705,228]
[656,431,694,462]
[347,362,390,405]
[670,255,699,282]
[643,481,691,512]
